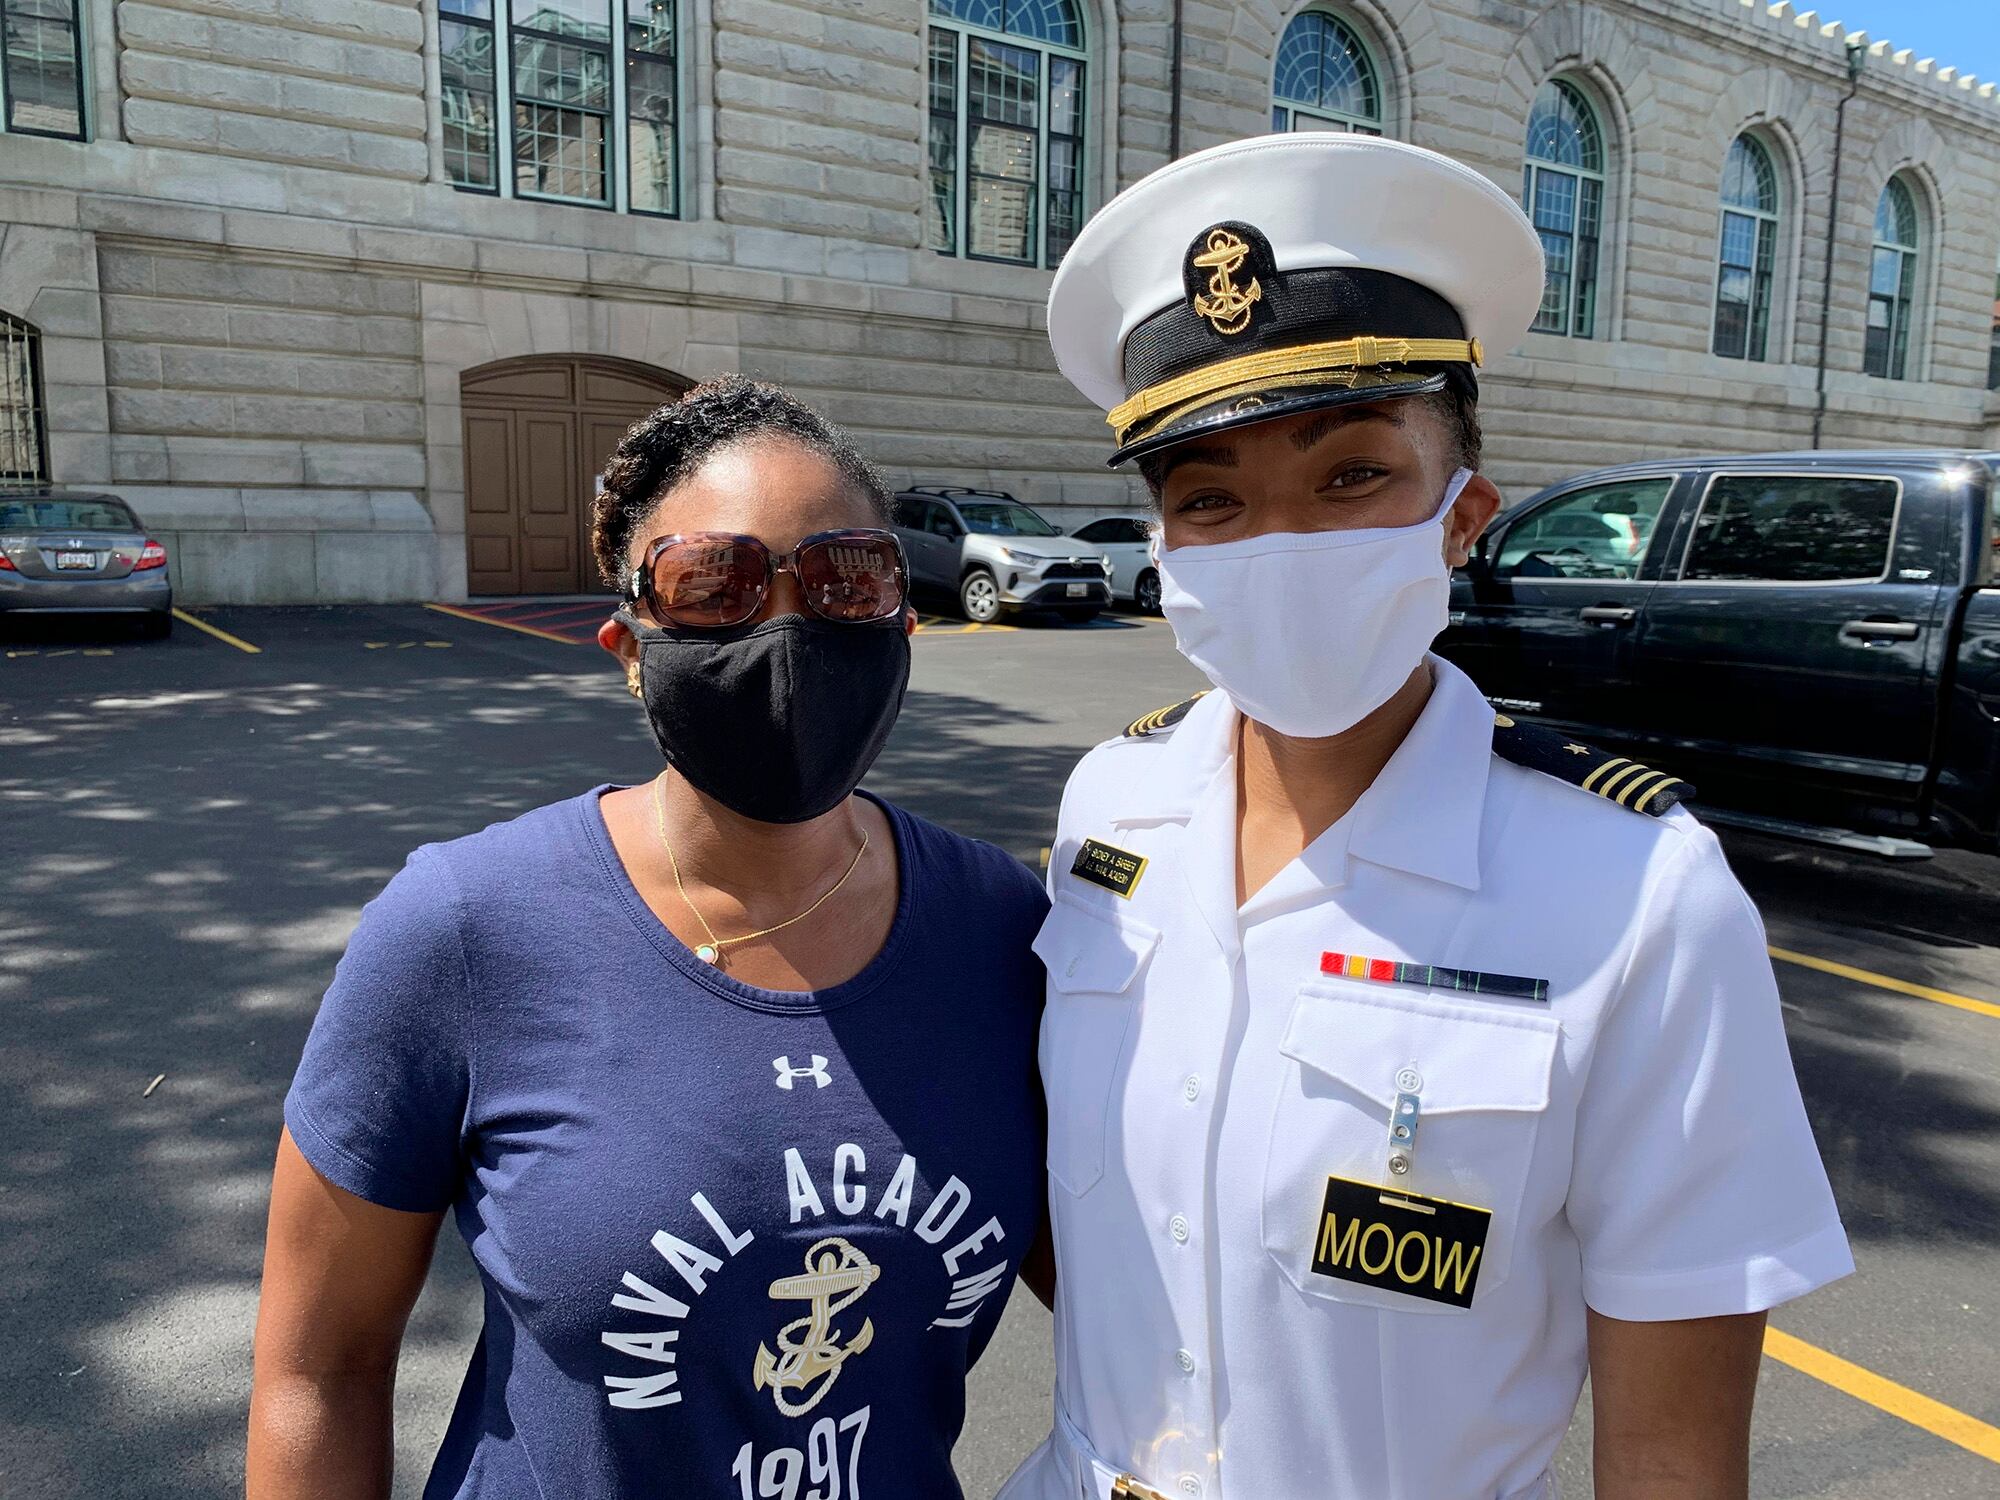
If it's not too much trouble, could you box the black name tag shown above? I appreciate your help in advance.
[1070,838,1146,898]
[1308,1174,1491,1309]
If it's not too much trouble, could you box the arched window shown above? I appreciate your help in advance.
[0,311,47,483]
[926,0,1088,268]
[1271,10,1382,135]
[1522,79,1605,340]
[436,0,681,217]
[1712,134,1780,361]
[1986,258,1999,392]
[1865,177,1921,380]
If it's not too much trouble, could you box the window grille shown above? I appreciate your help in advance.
[0,312,47,484]
[1271,10,1382,135]
[1713,135,1780,362]
[926,0,1087,270]
[1865,177,1920,381]
[0,0,86,140]
[438,0,680,218]
[1522,80,1605,340]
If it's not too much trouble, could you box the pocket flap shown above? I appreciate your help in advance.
[1034,894,1160,995]
[1281,979,1559,1114]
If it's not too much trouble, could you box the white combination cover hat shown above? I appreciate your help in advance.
[1046,133,1547,465]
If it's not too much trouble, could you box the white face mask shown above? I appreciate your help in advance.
[1155,468,1474,738]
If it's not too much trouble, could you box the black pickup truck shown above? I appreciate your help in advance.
[1440,449,2000,855]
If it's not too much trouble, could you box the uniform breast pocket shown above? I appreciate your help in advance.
[1032,893,1159,1198]
[1261,978,1560,1313]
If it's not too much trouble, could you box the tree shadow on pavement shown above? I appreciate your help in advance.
[1710,829,2000,1249]
[0,642,1091,1500]
[6,625,1998,1500]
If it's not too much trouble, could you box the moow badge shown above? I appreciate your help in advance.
[1309,1175,1492,1310]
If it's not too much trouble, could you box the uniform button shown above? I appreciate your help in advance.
[1396,1066,1423,1093]
[1175,1348,1197,1374]
[1182,1074,1201,1102]
[1178,1476,1202,1497]
[1169,1213,1190,1244]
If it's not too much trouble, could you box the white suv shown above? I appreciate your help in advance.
[891,487,1113,624]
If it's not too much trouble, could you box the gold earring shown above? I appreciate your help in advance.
[625,663,643,700]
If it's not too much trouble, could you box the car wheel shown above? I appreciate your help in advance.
[140,611,173,640]
[1134,568,1162,615]
[959,568,1002,623]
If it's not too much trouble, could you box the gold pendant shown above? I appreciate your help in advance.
[695,944,720,965]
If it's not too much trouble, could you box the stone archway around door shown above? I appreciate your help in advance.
[460,355,689,596]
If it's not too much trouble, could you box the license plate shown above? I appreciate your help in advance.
[56,552,96,570]
[1066,583,1088,597]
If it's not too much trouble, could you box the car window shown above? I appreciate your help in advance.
[957,501,1059,537]
[1074,519,1113,543]
[924,505,961,539]
[0,497,139,530]
[1681,474,1899,583]
[890,496,923,529]
[1114,519,1151,544]
[1493,478,1673,580]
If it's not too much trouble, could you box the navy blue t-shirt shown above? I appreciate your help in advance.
[284,789,1048,1499]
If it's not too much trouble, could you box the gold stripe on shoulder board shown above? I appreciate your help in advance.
[1124,690,1209,739]
[1617,769,1679,810]
[1489,711,1694,817]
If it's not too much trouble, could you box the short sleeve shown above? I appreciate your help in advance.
[1567,820,1853,1321]
[284,848,473,1214]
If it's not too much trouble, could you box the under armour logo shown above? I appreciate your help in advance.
[773,1055,832,1091]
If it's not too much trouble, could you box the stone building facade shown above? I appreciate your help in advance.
[1,0,1997,603]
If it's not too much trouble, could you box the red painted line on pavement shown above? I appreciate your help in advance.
[484,601,619,625]
[425,602,589,645]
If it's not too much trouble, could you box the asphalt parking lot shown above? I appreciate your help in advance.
[4,600,1999,1498]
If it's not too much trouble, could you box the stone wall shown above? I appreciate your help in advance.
[0,0,1995,602]
[116,0,429,179]
[94,240,428,600]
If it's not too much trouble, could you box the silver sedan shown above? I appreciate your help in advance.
[0,487,173,636]
[1068,514,1162,614]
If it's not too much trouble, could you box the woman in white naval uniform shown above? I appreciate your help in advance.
[999,135,1852,1500]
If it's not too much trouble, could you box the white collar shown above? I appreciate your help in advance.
[1109,655,1492,892]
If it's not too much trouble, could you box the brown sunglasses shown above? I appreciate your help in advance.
[623,528,909,629]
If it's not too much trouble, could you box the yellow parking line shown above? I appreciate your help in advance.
[424,602,582,646]
[170,608,260,654]
[1765,1328,2000,1464]
[1768,946,2000,1021]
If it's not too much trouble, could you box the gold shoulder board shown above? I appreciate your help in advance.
[1490,712,1694,818]
[1124,691,1209,739]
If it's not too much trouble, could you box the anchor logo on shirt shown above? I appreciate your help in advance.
[1190,227,1262,335]
[753,1238,881,1416]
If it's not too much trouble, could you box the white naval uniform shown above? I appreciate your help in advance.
[1001,656,1852,1500]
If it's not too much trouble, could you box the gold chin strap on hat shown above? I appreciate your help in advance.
[1108,334,1483,445]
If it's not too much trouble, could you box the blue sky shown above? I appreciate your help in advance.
[1824,1,2000,85]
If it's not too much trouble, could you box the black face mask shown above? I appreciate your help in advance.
[625,612,911,825]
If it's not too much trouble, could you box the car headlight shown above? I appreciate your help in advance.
[998,547,1046,564]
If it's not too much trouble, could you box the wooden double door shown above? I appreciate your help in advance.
[461,356,689,595]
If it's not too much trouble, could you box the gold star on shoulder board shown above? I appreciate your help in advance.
[1564,743,1590,755]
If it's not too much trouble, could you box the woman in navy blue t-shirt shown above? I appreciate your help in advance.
[248,377,1051,1499]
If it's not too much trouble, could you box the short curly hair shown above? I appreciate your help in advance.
[591,374,894,587]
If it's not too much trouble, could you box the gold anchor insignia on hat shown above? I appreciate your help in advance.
[1190,227,1262,336]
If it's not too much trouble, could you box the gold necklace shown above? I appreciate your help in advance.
[651,776,870,967]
